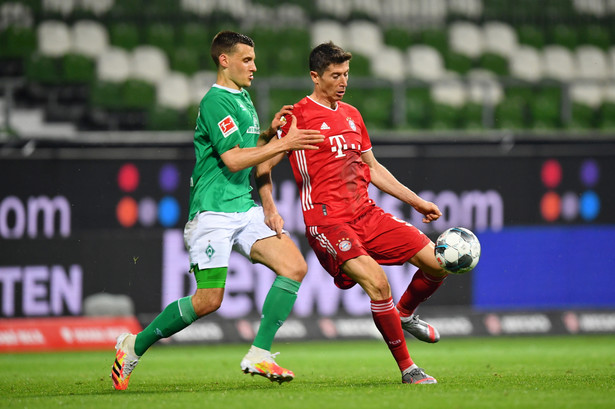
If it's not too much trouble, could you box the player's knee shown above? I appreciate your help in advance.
[192,295,223,317]
[282,257,307,282]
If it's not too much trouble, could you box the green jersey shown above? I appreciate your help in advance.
[188,84,261,219]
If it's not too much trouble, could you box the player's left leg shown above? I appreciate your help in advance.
[396,243,448,343]
[238,215,307,383]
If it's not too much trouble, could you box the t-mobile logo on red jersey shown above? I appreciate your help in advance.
[329,135,347,158]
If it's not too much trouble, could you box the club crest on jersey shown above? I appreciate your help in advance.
[218,115,238,138]
[347,117,356,131]
[337,238,352,252]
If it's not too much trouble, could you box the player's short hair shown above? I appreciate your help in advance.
[210,31,255,68]
[309,42,352,76]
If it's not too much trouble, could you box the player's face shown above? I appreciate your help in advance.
[223,43,257,89]
[312,61,349,107]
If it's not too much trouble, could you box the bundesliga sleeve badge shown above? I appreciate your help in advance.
[218,115,238,138]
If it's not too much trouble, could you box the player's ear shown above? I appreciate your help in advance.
[218,53,229,68]
[310,70,319,84]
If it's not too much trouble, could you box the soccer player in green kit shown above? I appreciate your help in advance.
[111,31,324,390]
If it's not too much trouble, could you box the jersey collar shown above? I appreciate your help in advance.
[213,83,242,94]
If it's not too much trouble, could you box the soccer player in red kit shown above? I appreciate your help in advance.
[255,42,449,384]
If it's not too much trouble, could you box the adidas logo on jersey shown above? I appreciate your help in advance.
[320,122,330,130]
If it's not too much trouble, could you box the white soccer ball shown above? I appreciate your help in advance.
[434,227,481,274]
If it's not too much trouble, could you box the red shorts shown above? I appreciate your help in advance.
[306,206,431,289]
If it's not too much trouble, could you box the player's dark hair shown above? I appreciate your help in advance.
[210,31,255,68]
[309,42,352,76]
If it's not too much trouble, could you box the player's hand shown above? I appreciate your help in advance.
[264,211,284,237]
[270,105,294,131]
[415,200,442,224]
[283,115,324,151]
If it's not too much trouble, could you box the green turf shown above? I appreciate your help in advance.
[1,335,614,409]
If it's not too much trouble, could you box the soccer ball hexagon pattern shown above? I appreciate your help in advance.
[434,227,481,274]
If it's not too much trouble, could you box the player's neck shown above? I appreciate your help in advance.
[216,72,242,91]
[309,92,337,109]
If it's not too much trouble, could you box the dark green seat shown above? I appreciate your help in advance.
[148,106,183,130]
[90,81,123,109]
[479,53,508,76]
[122,79,156,109]
[145,23,175,55]
[517,25,545,49]
[62,53,96,83]
[406,87,431,129]
[109,23,140,50]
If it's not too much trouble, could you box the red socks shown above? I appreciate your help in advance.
[371,297,413,371]
[396,269,445,317]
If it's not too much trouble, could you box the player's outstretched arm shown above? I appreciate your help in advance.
[220,115,323,173]
[362,150,442,223]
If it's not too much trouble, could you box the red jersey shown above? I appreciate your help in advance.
[279,96,375,226]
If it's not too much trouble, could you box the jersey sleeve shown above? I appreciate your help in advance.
[198,95,243,154]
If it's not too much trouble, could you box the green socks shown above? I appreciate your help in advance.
[133,276,300,356]
[134,296,198,356]
[252,276,301,351]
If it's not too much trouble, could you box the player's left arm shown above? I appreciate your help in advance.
[254,149,287,237]
[362,150,441,223]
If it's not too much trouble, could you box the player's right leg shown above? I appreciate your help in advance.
[238,209,307,383]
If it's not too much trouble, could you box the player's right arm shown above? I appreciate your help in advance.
[220,115,323,173]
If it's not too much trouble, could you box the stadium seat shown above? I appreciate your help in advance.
[421,27,448,54]
[147,105,183,130]
[90,80,123,109]
[569,82,602,128]
[467,70,504,107]
[444,50,473,74]
[598,100,615,129]
[509,46,543,82]
[189,70,217,104]
[461,102,484,129]
[575,46,609,80]
[494,96,526,129]
[122,79,156,109]
[370,47,403,81]
[483,21,518,59]
[449,21,483,59]
[37,20,71,57]
[448,0,483,19]
[346,20,383,58]
[145,23,175,55]
[529,89,561,129]
[581,24,611,50]
[517,25,545,49]
[383,27,415,50]
[62,53,96,83]
[78,0,114,17]
[479,52,508,76]
[310,20,345,48]
[549,24,578,50]
[406,45,445,82]
[157,72,191,110]
[406,87,431,129]
[1,26,36,58]
[71,20,109,58]
[171,47,200,75]
[26,53,61,85]
[97,47,131,83]
[130,45,169,84]
[430,77,467,129]
[344,87,393,129]
[542,45,576,82]
[109,23,140,50]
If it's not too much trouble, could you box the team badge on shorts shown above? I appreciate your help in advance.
[337,238,352,252]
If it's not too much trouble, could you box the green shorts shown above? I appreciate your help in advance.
[192,266,227,289]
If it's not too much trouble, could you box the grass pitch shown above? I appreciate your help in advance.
[1,335,614,409]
